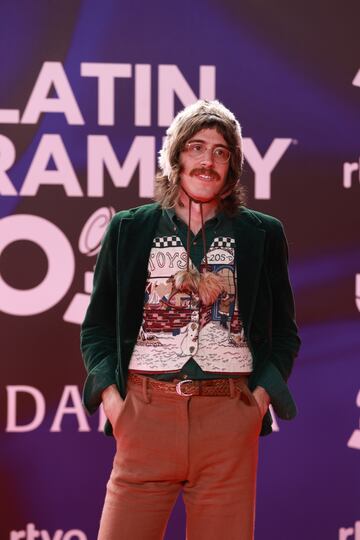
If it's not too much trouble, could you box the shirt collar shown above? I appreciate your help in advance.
[164,207,225,228]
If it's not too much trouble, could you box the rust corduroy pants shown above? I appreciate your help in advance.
[97,375,262,540]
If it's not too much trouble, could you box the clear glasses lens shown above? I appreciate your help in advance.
[186,142,231,163]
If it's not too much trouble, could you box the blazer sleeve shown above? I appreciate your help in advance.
[80,215,120,415]
[255,220,301,419]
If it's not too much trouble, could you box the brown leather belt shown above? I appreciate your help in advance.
[127,373,250,397]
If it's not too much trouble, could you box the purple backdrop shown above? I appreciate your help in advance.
[1,1,359,539]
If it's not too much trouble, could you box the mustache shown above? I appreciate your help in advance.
[189,168,220,180]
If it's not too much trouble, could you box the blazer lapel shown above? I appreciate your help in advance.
[233,209,266,335]
[116,204,265,358]
[117,204,162,339]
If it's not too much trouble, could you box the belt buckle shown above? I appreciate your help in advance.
[176,379,195,396]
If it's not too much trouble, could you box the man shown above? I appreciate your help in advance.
[80,100,301,540]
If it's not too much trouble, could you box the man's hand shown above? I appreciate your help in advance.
[252,386,271,418]
[102,384,124,427]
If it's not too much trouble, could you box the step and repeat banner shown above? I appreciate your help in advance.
[0,1,359,539]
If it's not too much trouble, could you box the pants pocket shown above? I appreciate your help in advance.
[112,392,131,437]
[241,386,263,421]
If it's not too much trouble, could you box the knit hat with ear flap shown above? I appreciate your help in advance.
[158,99,243,181]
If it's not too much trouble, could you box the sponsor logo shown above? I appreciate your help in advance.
[356,274,360,313]
[343,158,359,189]
[5,385,106,432]
[347,390,360,450]
[339,520,360,540]
[0,62,295,323]
[0,209,108,321]
[353,69,360,88]
[343,70,360,189]
[9,523,87,540]
[0,61,293,201]
[4,384,279,433]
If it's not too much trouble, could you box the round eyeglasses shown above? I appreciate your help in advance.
[184,142,231,164]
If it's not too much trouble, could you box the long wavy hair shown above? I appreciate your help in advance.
[154,100,246,215]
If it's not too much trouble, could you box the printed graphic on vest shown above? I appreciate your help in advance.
[129,236,253,373]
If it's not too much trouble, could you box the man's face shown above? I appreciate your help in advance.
[178,128,230,203]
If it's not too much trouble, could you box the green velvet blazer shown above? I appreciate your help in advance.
[80,203,301,436]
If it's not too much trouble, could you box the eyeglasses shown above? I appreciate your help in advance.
[184,142,231,164]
